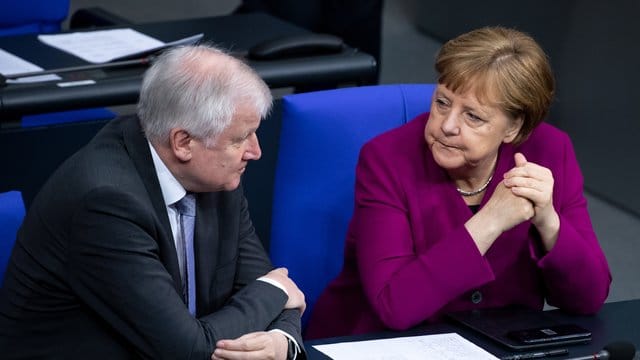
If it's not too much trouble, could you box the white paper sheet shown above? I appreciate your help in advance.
[312,333,500,360]
[0,48,61,83]
[38,28,203,64]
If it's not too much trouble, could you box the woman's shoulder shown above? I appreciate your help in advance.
[525,122,570,145]
[515,122,575,169]
[518,122,572,153]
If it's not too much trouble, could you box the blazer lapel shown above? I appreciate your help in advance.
[194,192,220,316]
[120,115,183,292]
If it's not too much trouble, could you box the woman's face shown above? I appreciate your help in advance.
[424,84,522,175]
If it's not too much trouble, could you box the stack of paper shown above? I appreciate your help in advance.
[0,48,60,83]
[313,333,499,360]
[38,29,203,64]
[0,29,203,84]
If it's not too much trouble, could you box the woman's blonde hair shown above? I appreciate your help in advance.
[435,26,555,145]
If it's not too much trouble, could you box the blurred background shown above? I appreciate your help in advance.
[65,0,640,302]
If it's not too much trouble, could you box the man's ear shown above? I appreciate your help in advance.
[170,129,193,162]
[504,116,524,144]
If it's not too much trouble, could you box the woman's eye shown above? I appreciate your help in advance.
[435,98,449,108]
[466,112,483,122]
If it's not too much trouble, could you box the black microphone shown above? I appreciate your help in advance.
[567,341,636,360]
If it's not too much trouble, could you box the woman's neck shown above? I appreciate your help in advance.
[450,156,497,200]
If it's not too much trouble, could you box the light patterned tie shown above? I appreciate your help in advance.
[173,193,196,316]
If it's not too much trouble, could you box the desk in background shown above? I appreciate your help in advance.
[0,13,377,120]
[305,299,640,359]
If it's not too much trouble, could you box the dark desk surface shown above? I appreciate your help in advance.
[305,299,640,359]
[0,13,376,118]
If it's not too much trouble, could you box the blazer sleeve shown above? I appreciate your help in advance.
[67,187,301,360]
[222,193,305,351]
[534,132,611,313]
[352,141,495,331]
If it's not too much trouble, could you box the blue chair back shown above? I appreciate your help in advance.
[21,109,115,128]
[270,84,436,330]
[0,191,25,283]
[0,0,69,36]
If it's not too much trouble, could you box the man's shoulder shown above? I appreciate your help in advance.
[43,115,148,198]
[92,114,141,142]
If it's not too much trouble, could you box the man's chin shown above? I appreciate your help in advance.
[223,179,242,192]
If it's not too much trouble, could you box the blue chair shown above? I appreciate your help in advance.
[269,84,436,331]
[0,0,69,36]
[0,191,25,284]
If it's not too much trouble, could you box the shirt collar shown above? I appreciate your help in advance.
[148,141,186,207]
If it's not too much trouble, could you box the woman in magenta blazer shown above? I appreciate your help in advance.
[306,27,611,339]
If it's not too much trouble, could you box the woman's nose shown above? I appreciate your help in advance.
[440,111,460,136]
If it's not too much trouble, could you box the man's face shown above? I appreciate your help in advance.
[184,104,262,192]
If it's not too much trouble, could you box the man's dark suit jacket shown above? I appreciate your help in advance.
[0,116,303,359]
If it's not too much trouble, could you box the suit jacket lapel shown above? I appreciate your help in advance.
[194,192,220,316]
[120,115,183,292]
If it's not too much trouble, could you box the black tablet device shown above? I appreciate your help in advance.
[447,306,592,350]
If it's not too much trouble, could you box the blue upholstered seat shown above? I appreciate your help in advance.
[270,84,436,330]
[0,0,69,36]
[0,191,25,284]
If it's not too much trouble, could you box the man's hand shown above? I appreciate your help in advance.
[212,331,288,360]
[263,268,306,314]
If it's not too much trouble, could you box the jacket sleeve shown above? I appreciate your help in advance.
[228,193,306,354]
[534,132,611,313]
[352,141,495,331]
[67,187,302,360]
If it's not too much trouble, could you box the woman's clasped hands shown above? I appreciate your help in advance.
[503,152,560,250]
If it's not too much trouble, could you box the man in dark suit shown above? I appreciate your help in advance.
[0,45,305,360]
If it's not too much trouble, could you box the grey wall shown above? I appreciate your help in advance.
[554,1,640,216]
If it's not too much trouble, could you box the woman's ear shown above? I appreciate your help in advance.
[504,116,524,144]
[170,128,193,162]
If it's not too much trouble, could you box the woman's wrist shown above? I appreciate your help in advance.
[533,209,560,250]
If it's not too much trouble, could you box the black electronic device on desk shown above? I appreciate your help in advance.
[447,306,592,351]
